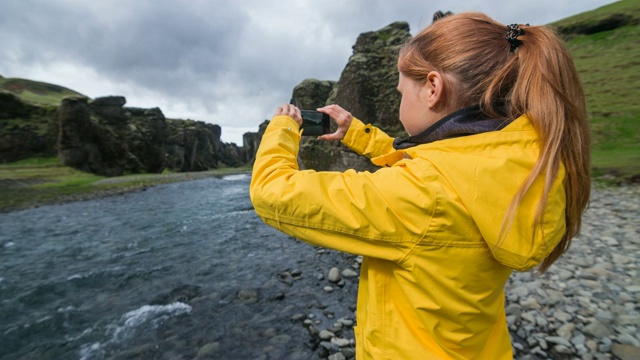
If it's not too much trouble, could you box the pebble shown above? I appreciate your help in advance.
[328,267,341,283]
[341,268,358,278]
[505,186,640,359]
[612,343,640,360]
[331,337,351,347]
[319,330,335,340]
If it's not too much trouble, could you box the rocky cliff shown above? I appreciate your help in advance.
[0,92,58,162]
[1,90,248,174]
[278,21,412,172]
[56,96,244,176]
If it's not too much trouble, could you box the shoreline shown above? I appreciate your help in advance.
[1,173,638,359]
[0,168,251,214]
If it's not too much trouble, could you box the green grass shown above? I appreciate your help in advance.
[1,157,61,167]
[550,0,640,32]
[552,0,640,181]
[0,77,86,107]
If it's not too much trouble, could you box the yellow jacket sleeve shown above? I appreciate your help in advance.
[250,115,436,263]
[341,117,396,159]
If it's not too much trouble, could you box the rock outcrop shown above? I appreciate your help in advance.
[56,96,245,176]
[242,120,269,165]
[0,92,58,163]
[58,97,135,176]
[279,21,412,172]
[328,21,410,134]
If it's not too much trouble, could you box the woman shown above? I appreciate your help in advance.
[250,12,590,360]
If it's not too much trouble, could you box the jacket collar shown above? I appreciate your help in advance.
[393,106,513,150]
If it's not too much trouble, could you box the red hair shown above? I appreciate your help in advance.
[398,12,591,272]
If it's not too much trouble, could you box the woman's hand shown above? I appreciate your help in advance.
[317,104,353,141]
[274,103,302,127]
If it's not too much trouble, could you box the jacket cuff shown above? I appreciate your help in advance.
[269,115,302,135]
[341,117,374,154]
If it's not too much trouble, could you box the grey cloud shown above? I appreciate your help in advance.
[0,0,619,143]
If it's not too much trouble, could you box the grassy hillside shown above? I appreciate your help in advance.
[0,76,86,106]
[552,0,640,179]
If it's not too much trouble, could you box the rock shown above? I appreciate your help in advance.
[618,333,640,347]
[505,303,522,316]
[617,315,640,326]
[331,337,351,347]
[291,22,412,172]
[291,269,302,277]
[556,323,575,340]
[308,325,320,337]
[268,334,291,345]
[324,286,334,293]
[571,333,587,348]
[341,268,358,278]
[236,289,258,302]
[54,95,249,176]
[337,318,354,327]
[611,344,640,360]
[319,330,335,340]
[521,297,541,310]
[150,284,201,305]
[328,353,346,360]
[290,79,335,110]
[0,92,59,163]
[291,313,306,322]
[328,267,342,283]
[553,344,573,354]
[510,286,529,299]
[545,336,573,348]
[341,348,356,358]
[594,310,613,323]
[583,319,612,338]
[553,309,572,323]
[196,342,220,358]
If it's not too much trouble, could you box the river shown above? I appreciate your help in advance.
[0,174,358,360]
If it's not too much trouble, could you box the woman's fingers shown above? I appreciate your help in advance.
[274,103,302,126]
[317,104,352,141]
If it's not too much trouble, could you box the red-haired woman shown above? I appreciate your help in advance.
[250,12,590,360]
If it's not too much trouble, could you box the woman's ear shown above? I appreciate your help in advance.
[423,71,445,110]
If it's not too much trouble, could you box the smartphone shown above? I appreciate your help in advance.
[300,110,330,136]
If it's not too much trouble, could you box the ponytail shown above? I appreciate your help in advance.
[487,24,591,273]
[398,13,591,273]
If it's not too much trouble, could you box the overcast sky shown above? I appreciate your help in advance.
[1,0,617,144]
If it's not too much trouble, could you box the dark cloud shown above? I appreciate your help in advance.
[0,0,618,143]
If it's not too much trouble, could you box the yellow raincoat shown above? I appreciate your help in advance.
[250,114,566,360]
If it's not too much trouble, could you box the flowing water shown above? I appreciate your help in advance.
[0,174,357,360]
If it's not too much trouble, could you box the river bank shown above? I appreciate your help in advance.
[1,169,638,359]
[0,164,250,213]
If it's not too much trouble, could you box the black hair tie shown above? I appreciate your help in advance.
[506,23,528,52]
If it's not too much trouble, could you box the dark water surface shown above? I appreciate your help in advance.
[0,174,357,360]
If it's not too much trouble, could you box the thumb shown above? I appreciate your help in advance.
[317,132,343,141]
